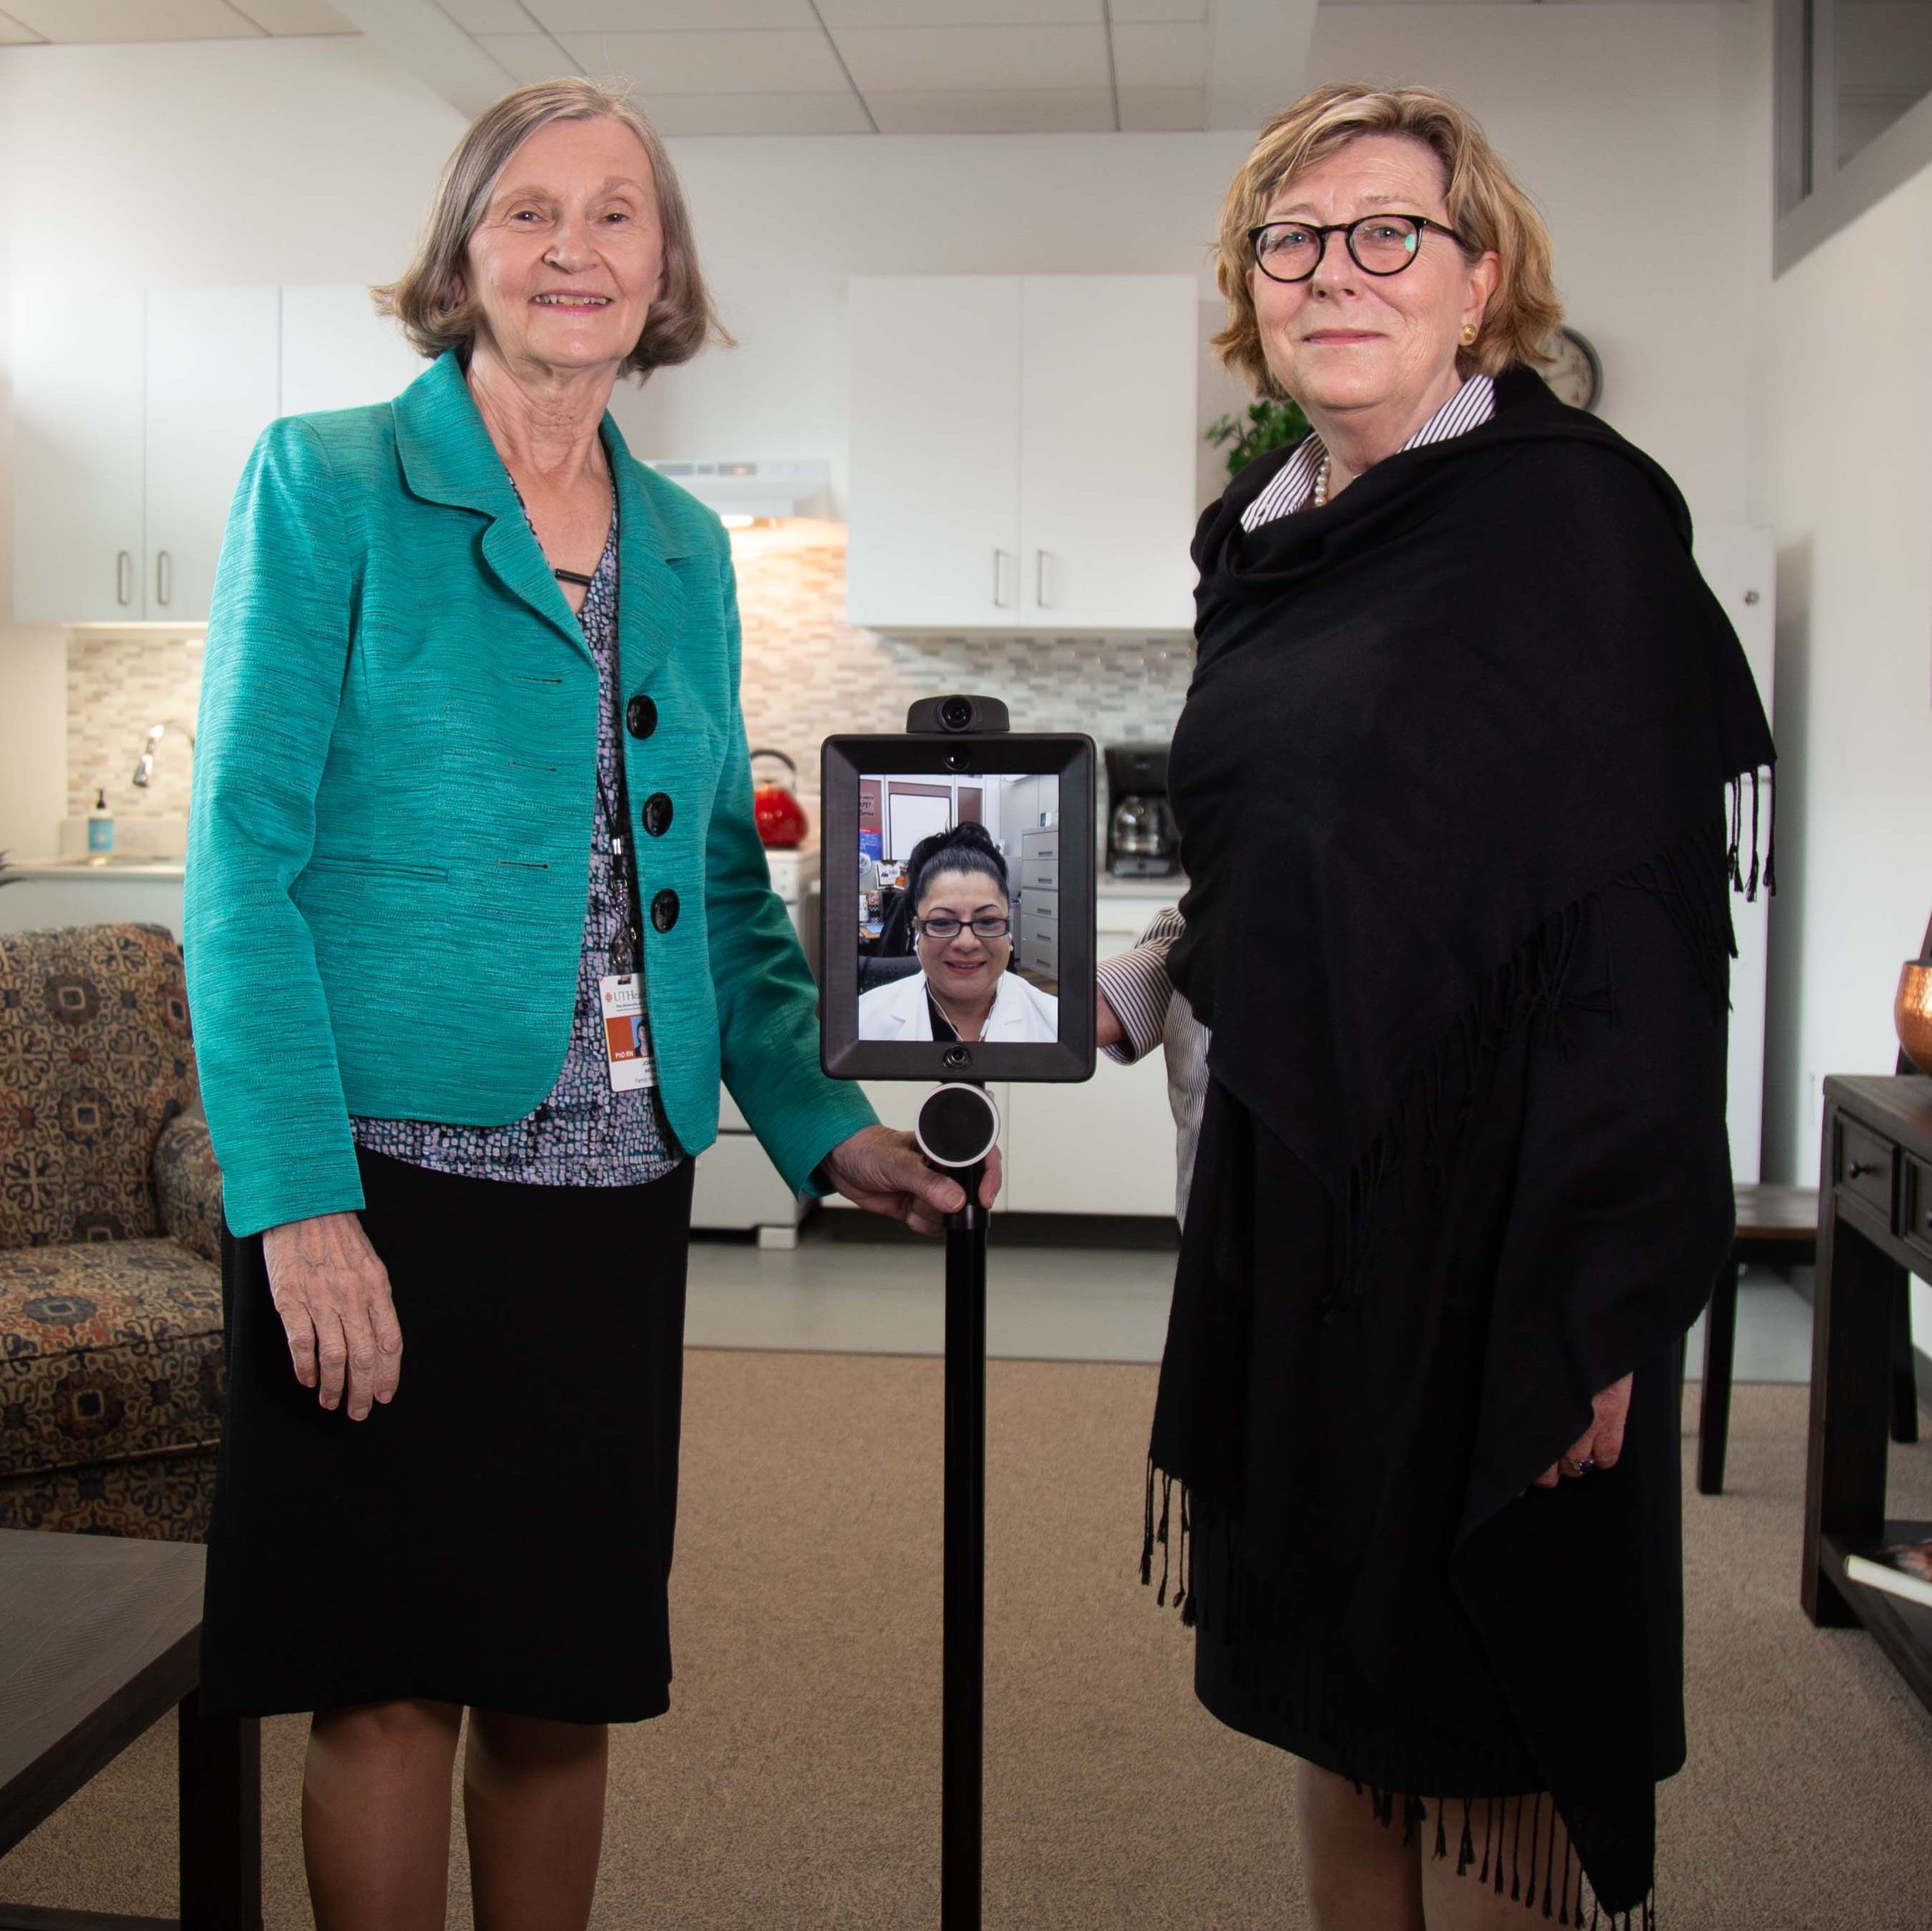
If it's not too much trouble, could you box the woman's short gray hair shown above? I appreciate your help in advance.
[374,77,729,380]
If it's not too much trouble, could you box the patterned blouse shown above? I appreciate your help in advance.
[350,496,681,1189]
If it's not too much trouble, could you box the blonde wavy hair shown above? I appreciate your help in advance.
[1212,83,1561,400]
[375,77,729,380]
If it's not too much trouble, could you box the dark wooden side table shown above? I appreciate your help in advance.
[1803,1074,1932,1710]
[0,1531,260,1931]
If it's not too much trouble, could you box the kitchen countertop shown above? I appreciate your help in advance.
[4,856,1170,897]
[7,859,186,882]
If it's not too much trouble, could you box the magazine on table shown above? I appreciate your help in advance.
[1844,1538,1932,1612]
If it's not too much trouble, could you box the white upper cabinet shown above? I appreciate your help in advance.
[11,285,425,627]
[144,288,281,625]
[1017,277,1198,632]
[847,276,1025,632]
[13,290,147,625]
[280,286,424,418]
[846,273,1198,635]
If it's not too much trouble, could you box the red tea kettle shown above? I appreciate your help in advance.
[750,748,808,849]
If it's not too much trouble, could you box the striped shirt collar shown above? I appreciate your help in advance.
[1240,373,1496,530]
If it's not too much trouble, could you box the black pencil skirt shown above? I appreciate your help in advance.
[199,1148,695,1724]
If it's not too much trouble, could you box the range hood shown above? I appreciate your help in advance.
[642,458,830,520]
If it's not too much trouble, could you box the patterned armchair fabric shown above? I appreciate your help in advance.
[0,923,197,1246]
[0,923,225,1540]
[155,1104,223,1267]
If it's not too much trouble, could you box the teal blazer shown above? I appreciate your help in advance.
[186,351,874,1237]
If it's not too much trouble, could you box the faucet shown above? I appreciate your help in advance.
[131,720,196,790]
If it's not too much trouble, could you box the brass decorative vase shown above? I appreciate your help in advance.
[1896,962,1932,1075]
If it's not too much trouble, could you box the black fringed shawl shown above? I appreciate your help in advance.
[1150,367,1774,1915]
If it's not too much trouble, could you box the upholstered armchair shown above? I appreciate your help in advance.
[0,922,226,1539]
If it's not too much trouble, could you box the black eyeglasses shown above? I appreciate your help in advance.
[1247,213,1468,285]
[915,916,1010,942]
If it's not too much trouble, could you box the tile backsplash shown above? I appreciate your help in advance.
[66,630,203,824]
[730,522,1193,820]
[66,523,1193,842]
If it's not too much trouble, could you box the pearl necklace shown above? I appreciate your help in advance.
[1312,453,1332,508]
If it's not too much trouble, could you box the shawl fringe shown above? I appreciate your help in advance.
[1129,1489,1662,1930]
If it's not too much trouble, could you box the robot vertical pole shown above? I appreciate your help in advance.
[940,1164,987,1931]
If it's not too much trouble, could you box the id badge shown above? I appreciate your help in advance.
[599,974,657,1091]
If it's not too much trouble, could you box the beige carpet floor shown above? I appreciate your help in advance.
[4,1360,1931,1929]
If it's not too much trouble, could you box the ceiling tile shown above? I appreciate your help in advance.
[2,1,265,39]
[226,0,355,30]
[0,9,45,41]
[1107,0,1204,19]
[474,31,580,84]
[820,1,1100,23]
[1110,21,1203,89]
[1117,84,1203,131]
[527,0,819,27]
[638,90,873,136]
[833,24,1109,92]
[434,0,533,34]
[554,28,848,92]
[865,86,1115,135]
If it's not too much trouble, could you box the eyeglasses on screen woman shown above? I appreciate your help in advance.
[914,916,1012,942]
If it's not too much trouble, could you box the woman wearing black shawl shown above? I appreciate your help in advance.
[1110,87,1773,1929]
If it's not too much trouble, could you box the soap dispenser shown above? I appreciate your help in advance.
[86,787,114,864]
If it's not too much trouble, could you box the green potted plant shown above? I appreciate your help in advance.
[1205,396,1311,479]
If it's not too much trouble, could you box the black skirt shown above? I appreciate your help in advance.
[200,1148,695,1723]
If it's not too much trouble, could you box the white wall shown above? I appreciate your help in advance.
[629,5,1768,535]
[0,12,1769,845]
[1310,4,1769,534]
[1762,156,1932,1194]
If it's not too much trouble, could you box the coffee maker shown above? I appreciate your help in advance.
[1105,742,1178,878]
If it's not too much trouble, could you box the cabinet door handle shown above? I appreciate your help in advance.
[154,550,171,607]
[1848,1159,1881,1179]
[116,550,133,607]
[992,548,1015,609]
[1035,549,1053,608]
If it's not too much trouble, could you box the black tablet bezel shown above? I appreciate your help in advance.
[821,732,1096,1084]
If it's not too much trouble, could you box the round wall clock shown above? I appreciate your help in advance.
[1544,326,1603,412]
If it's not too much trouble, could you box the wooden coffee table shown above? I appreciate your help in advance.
[0,1529,259,1930]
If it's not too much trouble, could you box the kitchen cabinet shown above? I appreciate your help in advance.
[11,290,147,625]
[144,288,281,625]
[12,285,419,627]
[846,275,1197,634]
[280,286,424,418]
[1015,278,1199,632]
[693,847,824,1246]
[1000,893,1179,1218]
[14,286,277,626]
[846,277,1024,631]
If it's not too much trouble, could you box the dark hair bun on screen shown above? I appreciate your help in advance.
[908,821,1009,908]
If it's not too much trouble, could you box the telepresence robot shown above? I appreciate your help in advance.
[822,698,1096,1930]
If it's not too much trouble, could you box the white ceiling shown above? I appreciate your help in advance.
[0,0,1741,133]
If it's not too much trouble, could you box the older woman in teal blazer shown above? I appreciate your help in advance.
[184,78,984,1931]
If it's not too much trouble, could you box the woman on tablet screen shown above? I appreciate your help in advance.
[858,825,1058,1043]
